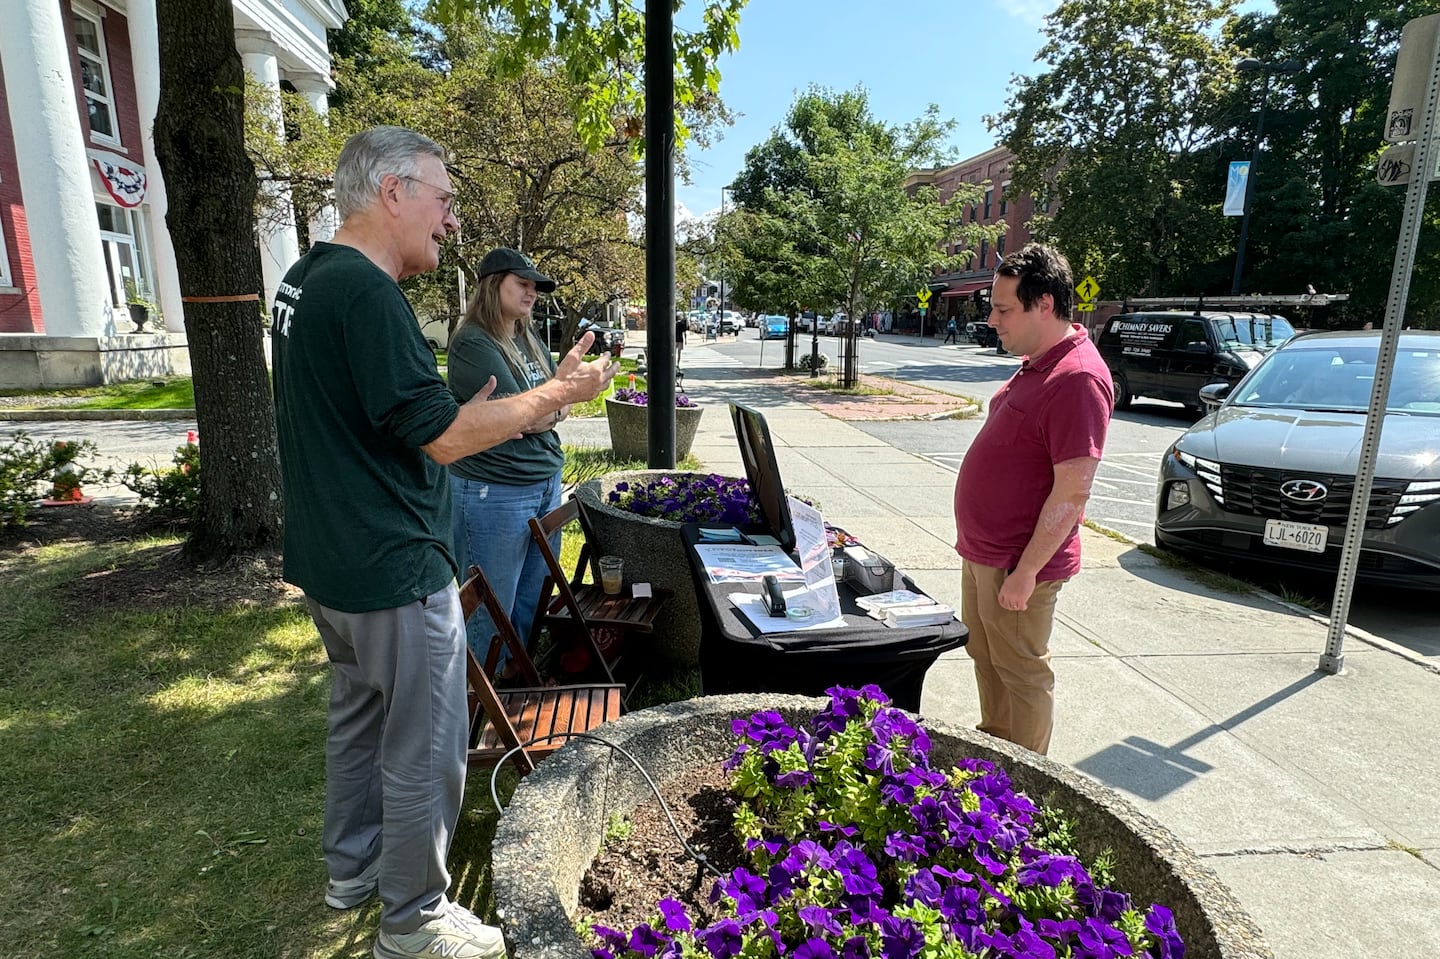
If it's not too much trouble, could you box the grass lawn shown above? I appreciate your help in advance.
[0,352,642,416]
[0,442,697,958]
[0,377,196,410]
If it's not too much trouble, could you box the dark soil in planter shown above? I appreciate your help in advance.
[578,762,747,934]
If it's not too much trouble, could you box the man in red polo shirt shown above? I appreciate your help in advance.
[953,243,1111,755]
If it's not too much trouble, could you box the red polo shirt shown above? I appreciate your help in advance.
[953,325,1112,581]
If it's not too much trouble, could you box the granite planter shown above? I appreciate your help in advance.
[573,470,729,670]
[492,694,1271,959]
[604,397,703,461]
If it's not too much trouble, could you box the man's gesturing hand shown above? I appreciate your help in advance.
[554,332,619,403]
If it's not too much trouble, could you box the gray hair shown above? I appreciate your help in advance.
[333,126,446,221]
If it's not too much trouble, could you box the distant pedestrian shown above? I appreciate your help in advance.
[675,312,687,357]
[952,242,1111,756]
[944,317,959,344]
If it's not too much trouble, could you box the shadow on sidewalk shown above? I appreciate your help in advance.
[1075,672,1326,800]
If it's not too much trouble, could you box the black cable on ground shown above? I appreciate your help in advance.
[489,731,724,879]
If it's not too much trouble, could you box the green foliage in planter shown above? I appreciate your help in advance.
[591,686,1185,959]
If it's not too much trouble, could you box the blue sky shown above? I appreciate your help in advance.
[677,0,1274,222]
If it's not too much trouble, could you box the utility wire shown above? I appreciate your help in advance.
[489,731,725,879]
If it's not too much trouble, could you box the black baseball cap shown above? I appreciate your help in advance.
[476,247,556,293]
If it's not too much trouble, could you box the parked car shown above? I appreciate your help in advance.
[1154,330,1440,589]
[796,311,817,334]
[576,318,626,355]
[964,319,998,348]
[1099,310,1295,411]
[718,311,741,335]
[760,314,790,340]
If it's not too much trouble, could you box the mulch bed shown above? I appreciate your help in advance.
[579,761,748,936]
[1,504,297,618]
[752,369,978,421]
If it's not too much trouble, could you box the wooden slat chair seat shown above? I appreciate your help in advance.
[458,564,623,774]
[527,499,671,694]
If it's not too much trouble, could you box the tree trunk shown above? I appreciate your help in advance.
[154,0,283,561]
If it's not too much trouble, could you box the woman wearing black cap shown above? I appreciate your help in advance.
[447,247,566,674]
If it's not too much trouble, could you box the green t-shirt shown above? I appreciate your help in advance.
[446,324,563,485]
[270,242,460,612]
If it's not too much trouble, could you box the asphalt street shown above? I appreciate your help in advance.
[706,327,1435,659]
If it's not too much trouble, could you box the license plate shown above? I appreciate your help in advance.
[1263,519,1328,553]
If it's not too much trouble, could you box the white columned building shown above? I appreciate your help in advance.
[0,0,346,387]
[0,0,115,338]
[235,28,302,315]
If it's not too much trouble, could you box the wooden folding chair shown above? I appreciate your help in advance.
[458,565,623,774]
[527,499,670,697]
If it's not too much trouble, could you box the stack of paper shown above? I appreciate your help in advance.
[855,589,935,619]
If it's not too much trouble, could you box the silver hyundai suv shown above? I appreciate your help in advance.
[1155,330,1440,588]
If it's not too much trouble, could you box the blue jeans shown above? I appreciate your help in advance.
[449,470,563,668]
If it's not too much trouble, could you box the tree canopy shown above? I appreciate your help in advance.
[727,88,996,385]
[993,0,1440,326]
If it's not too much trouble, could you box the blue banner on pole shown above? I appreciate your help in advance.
[1224,161,1250,216]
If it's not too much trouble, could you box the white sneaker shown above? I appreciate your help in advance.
[326,857,381,909]
[374,901,506,959]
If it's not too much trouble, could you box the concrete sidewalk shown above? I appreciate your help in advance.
[9,339,1438,957]
[597,341,1440,959]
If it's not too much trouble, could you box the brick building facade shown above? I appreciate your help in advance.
[907,145,1051,328]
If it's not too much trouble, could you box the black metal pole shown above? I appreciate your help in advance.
[644,1,675,466]
[1231,73,1270,296]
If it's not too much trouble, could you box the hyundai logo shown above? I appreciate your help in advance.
[1280,479,1329,502]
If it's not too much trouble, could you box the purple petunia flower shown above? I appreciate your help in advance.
[628,923,671,958]
[657,898,692,933]
[719,868,769,914]
[698,919,744,959]
[841,936,870,959]
[884,830,928,862]
[1012,919,1058,959]
[903,867,942,906]
[1144,904,1186,959]
[879,917,925,959]
[1075,917,1134,958]
[798,905,844,937]
[795,938,836,959]
[1017,853,1086,889]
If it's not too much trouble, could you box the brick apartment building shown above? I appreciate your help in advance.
[905,145,1049,329]
[0,0,346,387]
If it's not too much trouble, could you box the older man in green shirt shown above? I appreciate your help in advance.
[271,126,614,959]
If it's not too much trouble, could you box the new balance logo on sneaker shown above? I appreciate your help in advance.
[373,901,506,959]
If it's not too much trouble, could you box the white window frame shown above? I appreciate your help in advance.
[96,201,156,306]
[73,4,122,148]
[0,215,13,289]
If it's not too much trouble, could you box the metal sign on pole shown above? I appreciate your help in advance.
[1322,12,1440,675]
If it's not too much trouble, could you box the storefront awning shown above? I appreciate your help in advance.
[941,279,991,297]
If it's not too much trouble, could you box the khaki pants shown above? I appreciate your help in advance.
[960,560,1066,755]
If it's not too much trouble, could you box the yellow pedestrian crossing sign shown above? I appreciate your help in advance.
[1076,276,1100,302]
[916,288,933,307]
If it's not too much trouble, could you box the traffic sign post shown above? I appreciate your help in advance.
[915,287,933,337]
[1324,12,1440,675]
[1075,275,1101,313]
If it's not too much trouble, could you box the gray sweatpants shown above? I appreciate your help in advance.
[306,584,468,934]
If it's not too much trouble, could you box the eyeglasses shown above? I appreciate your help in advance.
[399,175,457,217]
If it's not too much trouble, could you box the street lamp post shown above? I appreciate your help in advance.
[719,185,729,334]
[1231,57,1302,296]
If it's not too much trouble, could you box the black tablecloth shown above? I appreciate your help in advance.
[681,524,968,711]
